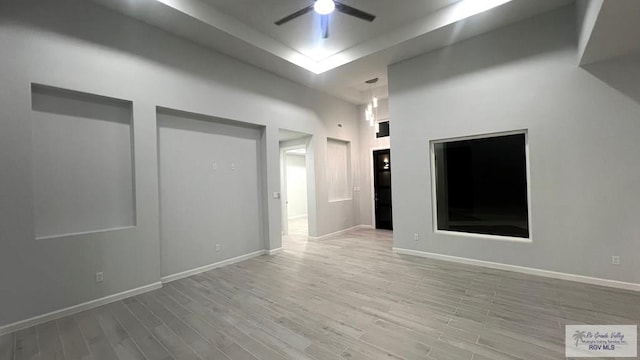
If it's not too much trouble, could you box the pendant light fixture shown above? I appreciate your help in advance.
[364,78,378,127]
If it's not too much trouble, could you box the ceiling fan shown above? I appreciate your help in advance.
[274,0,376,39]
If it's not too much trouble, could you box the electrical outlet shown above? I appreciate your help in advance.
[95,272,104,283]
[414,233,419,241]
[212,162,217,171]
[612,256,620,265]
[215,244,221,252]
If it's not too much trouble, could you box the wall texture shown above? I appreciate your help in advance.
[0,0,360,328]
[389,5,640,284]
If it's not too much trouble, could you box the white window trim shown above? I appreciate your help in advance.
[429,129,533,243]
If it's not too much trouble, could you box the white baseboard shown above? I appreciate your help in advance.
[0,248,272,335]
[0,282,162,336]
[161,250,266,284]
[288,214,308,220]
[359,224,375,230]
[308,224,369,240]
[393,248,640,292]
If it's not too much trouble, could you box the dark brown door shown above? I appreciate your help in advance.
[373,149,393,230]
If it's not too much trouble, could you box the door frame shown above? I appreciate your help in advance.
[280,143,309,235]
[370,146,390,229]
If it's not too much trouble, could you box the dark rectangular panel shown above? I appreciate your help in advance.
[434,133,528,238]
[376,121,390,138]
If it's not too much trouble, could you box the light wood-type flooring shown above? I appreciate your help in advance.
[287,216,308,236]
[2,229,639,360]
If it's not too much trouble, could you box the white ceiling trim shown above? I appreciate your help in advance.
[156,0,321,72]
[91,0,574,104]
[314,0,513,73]
[156,0,513,74]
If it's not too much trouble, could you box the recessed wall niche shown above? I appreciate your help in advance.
[156,108,265,277]
[31,84,136,239]
[326,138,351,202]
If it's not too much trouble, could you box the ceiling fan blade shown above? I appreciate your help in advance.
[320,15,329,39]
[274,4,314,26]
[334,1,376,22]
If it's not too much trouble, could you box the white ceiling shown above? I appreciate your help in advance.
[200,0,460,61]
[92,0,574,104]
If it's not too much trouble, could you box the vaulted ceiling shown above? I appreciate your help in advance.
[93,0,576,104]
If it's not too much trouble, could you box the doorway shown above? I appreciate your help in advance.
[282,147,309,235]
[279,129,313,240]
[373,149,393,230]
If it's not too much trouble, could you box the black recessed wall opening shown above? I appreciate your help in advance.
[433,133,529,238]
[376,121,389,138]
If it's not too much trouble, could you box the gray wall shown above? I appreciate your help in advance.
[388,5,640,284]
[0,0,360,327]
[158,111,264,277]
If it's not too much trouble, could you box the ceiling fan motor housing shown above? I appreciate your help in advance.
[274,0,376,39]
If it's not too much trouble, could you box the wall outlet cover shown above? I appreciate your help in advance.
[612,256,620,265]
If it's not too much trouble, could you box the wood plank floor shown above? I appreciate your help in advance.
[287,216,308,236]
[2,229,639,360]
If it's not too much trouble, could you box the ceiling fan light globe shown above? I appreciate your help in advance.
[314,0,335,15]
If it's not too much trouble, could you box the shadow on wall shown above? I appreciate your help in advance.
[156,107,262,138]
[581,51,640,107]
[4,0,323,110]
[32,84,132,124]
[391,6,576,94]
